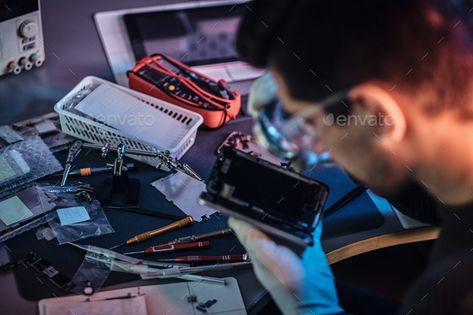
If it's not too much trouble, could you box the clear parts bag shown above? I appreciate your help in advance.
[0,184,56,241]
[0,136,63,199]
[37,183,114,245]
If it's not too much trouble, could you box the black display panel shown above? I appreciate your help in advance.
[124,4,246,66]
[0,0,38,23]
[206,148,328,230]
[224,154,321,221]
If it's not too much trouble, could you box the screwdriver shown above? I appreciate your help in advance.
[154,254,249,263]
[167,228,233,244]
[123,241,210,255]
[53,163,136,177]
[109,216,194,250]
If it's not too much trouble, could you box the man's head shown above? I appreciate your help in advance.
[237,0,473,198]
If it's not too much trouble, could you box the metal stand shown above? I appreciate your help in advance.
[83,142,202,181]
[94,142,140,204]
[60,141,201,203]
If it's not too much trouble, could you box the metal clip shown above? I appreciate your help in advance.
[61,140,83,186]
[155,150,202,181]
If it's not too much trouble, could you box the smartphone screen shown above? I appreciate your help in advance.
[207,148,327,230]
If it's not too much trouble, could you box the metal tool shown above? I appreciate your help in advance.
[68,243,181,269]
[60,140,83,186]
[53,163,136,177]
[141,261,252,280]
[155,150,202,181]
[124,241,210,255]
[109,216,194,250]
[176,261,252,274]
[69,243,231,286]
[176,274,226,285]
[155,254,249,263]
[167,228,233,244]
[113,143,126,176]
[103,204,184,221]
[82,142,202,181]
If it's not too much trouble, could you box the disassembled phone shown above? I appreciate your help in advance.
[216,131,284,165]
[199,147,328,246]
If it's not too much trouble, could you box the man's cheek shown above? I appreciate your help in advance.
[320,131,367,176]
[317,125,346,153]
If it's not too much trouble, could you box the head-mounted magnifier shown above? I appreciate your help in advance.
[249,72,348,170]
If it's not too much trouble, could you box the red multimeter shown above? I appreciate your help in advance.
[128,54,241,128]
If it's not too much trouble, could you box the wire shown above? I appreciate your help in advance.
[324,185,367,218]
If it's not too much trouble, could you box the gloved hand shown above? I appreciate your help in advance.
[228,217,344,315]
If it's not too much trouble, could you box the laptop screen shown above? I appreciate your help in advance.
[124,3,247,66]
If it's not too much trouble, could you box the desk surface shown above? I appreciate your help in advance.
[0,1,437,315]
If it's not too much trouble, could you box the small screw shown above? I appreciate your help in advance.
[187,295,197,303]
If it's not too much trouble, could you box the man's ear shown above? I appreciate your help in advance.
[348,83,407,144]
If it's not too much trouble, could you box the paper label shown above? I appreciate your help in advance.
[57,206,91,225]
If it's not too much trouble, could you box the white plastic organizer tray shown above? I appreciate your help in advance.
[54,76,203,166]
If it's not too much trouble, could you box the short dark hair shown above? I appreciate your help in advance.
[237,0,473,111]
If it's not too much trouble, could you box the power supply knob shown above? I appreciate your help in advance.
[19,21,39,38]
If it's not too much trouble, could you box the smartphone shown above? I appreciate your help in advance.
[199,147,328,247]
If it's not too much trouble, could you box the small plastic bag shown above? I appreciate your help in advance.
[0,184,56,241]
[70,251,111,293]
[48,200,114,244]
[0,136,63,199]
[37,183,114,244]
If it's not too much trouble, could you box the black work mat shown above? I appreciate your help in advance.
[4,147,246,301]
[6,212,243,301]
[5,118,383,301]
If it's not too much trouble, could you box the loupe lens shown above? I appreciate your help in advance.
[249,73,332,170]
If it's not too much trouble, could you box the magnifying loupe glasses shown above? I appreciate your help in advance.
[248,72,348,170]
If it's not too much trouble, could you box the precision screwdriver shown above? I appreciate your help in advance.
[167,228,233,244]
[154,254,249,263]
[53,163,136,177]
[109,216,194,250]
[124,241,210,255]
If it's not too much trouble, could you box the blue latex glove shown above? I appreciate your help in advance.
[228,217,344,315]
[300,222,344,315]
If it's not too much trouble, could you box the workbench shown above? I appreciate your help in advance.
[0,1,438,314]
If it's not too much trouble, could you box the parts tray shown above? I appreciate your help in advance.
[54,76,203,166]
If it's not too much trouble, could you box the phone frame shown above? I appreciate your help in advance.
[199,148,328,247]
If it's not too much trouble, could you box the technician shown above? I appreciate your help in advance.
[229,1,473,314]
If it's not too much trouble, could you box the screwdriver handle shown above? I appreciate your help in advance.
[192,228,233,242]
[126,216,194,245]
[148,215,193,237]
[145,241,210,254]
[77,163,136,176]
